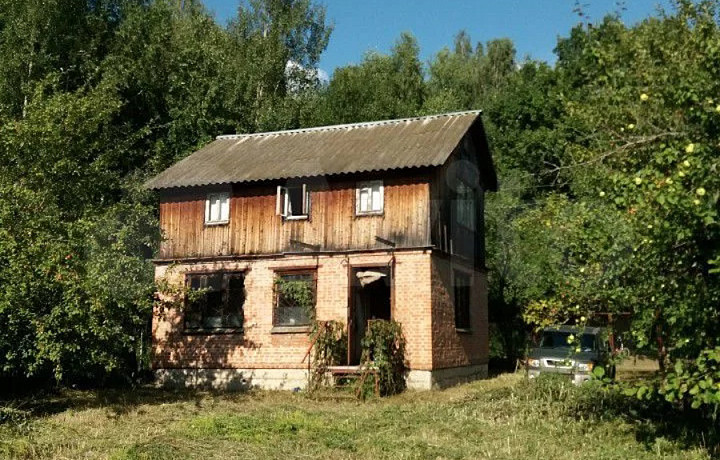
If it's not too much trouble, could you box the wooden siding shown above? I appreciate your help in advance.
[157,172,431,259]
[429,131,486,268]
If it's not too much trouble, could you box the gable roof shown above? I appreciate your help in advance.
[145,110,494,190]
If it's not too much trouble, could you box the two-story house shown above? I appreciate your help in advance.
[146,110,497,390]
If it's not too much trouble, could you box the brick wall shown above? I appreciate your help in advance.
[430,255,489,369]
[152,250,435,372]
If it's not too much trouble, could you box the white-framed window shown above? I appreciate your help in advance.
[356,180,384,215]
[455,180,475,230]
[205,192,230,224]
[276,184,310,219]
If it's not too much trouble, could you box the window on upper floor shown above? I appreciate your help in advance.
[453,270,471,330]
[277,185,310,219]
[184,272,245,332]
[273,271,316,327]
[205,192,230,224]
[356,180,384,215]
[455,180,475,230]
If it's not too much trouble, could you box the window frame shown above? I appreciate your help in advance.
[204,192,230,226]
[272,270,317,330]
[455,179,476,231]
[452,269,472,331]
[183,271,245,334]
[355,180,384,216]
[276,184,310,220]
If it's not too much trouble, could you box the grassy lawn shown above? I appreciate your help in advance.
[0,371,711,460]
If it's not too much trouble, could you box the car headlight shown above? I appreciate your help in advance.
[527,358,540,368]
[576,361,594,372]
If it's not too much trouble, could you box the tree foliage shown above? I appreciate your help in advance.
[0,0,331,386]
[0,0,718,404]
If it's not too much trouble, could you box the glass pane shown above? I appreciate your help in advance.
[186,275,207,329]
[205,273,223,291]
[185,311,202,329]
[275,273,314,326]
[189,275,202,290]
[359,189,369,212]
[371,187,382,211]
[456,182,475,230]
[186,273,225,329]
[454,271,471,329]
[220,196,229,221]
[540,332,597,351]
[275,307,309,326]
[210,197,220,221]
[226,274,245,328]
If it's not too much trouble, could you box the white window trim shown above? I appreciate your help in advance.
[276,184,310,220]
[355,180,384,215]
[205,192,230,225]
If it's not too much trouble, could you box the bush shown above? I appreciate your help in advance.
[659,347,720,414]
[0,406,31,433]
[359,320,407,397]
[308,320,347,391]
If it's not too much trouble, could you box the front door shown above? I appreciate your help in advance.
[348,266,391,365]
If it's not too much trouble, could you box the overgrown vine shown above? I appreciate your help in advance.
[308,320,347,391]
[357,320,407,397]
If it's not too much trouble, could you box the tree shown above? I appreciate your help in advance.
[318,32,424,124]
[0,0,332,387]
[491,2,720,374]
[424,32,516,114]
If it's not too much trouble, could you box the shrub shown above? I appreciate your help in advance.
[358,320,407,397]
[0,406,31,433]
[308,320,347,391]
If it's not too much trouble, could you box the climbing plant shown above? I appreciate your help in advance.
[358,320,407,397]
[307,320,347,391]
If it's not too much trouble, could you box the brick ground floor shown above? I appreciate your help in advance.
[152,249,488,390]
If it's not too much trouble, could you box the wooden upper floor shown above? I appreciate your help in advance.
[149,111,497,265]
[157,169,432,259]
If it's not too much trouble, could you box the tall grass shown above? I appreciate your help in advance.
[0,374,712,459]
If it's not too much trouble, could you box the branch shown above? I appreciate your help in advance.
[545,131,683,175]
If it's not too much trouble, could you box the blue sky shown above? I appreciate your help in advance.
[202,0,672,75]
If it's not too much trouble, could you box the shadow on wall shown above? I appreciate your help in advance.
[152,302,264,391]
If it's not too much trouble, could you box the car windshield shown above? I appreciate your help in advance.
[540,331,596,351]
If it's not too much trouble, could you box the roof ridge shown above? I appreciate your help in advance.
[215,110,482,140]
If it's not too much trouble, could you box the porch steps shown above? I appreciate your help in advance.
[328,365,380,396]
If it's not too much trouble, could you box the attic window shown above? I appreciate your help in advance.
[455,181,475,230]
[356,180,384,215]
[205,193,230,224]
[276,185,310,219]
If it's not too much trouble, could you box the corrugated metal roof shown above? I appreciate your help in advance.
[145,110,483,190]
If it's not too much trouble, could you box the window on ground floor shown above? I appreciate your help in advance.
[273,271,316,327]
[184,272,245,331]
[453,270,471,330]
